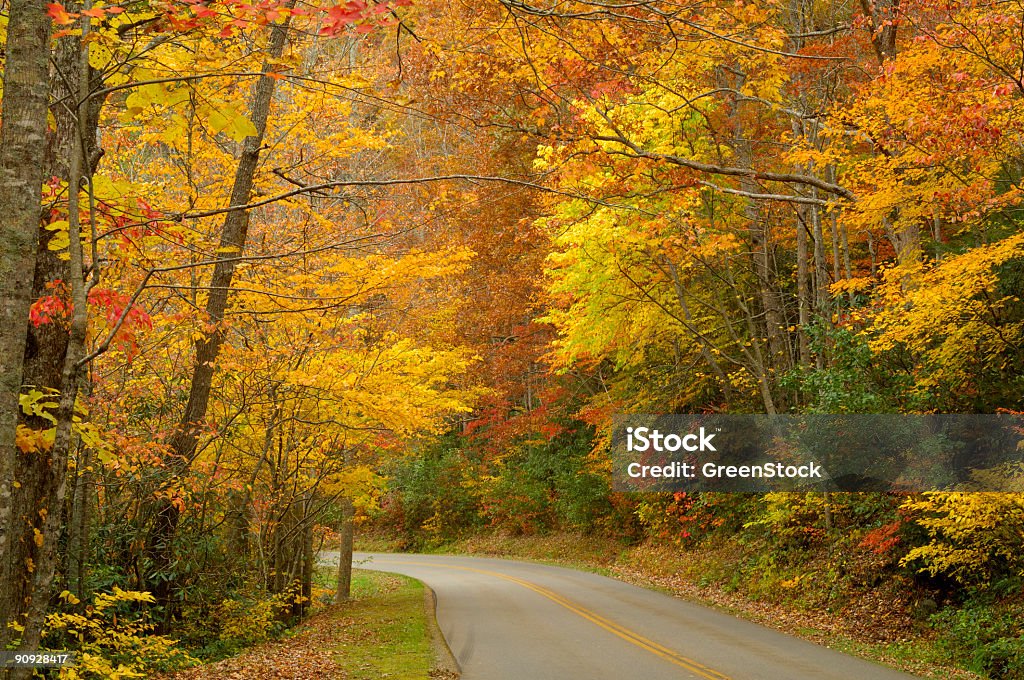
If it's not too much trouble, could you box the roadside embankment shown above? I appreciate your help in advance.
[165,569,448,680]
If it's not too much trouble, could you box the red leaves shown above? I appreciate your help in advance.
[29,293,71,327]
[89,287,153,358]
[320,0,367,35]
[154,0,401,37]
[192,4,218,18]
[318,0,406,36]
[82,5,123,18]
[30,281,153,359]
[29,279,71,327]
[859,520,903,556]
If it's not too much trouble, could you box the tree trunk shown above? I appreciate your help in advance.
[0,0,54,651]
[13,20,92,666]
[860,0,900,63]
[143,14,293,625]
[335,497,354,602]
[301,514,313,616]
[796,207,811,365]
[66,441,92,604]
[3,6,108,645]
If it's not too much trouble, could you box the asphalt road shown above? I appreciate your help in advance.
[346,552,922,680]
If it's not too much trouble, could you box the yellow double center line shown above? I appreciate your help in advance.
[374,559,731,680]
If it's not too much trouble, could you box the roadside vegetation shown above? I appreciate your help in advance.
[165,570,437,680]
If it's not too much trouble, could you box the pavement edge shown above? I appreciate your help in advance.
[424,584,461,679]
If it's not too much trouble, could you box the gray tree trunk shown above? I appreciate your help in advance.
[335,498,355,602]
[0,0,54,651]
[3,3,108,645]
[12,16,92,669]
[860,0,900,63]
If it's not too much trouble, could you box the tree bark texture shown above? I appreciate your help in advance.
[335,498,354,602]
[0,0,54,651]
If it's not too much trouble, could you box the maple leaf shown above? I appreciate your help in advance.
[47,2,76,24]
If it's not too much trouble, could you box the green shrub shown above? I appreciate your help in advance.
[933,602,1024,679]
[482,466,554,534]
[385,444,482,544]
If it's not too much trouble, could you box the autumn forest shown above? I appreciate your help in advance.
[1,0,1024,677]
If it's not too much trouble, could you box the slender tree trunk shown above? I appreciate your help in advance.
[301,513,313,615]
[66,441,92,604]
[65,438,85,589]
[144,14,293,623]
[809,198,830,368]
[796,209,811,365]
[830,209,842,282]
[731,78,788,408]
[335,497,354,602]
[787,0,811,371]
[832,164,853,302]
[0,0,53,651]
[867,230,877,276]
[810,198,829,313]
[860,0,900,63]
[791,116,812,367]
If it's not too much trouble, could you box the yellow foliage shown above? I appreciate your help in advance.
[214,591,292,645]
[901,492,1024,585]
[870,233,1024,393]
[830,277,875,296]
[44,588,196,678]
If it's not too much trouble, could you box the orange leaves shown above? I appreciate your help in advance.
[153,488,190,514]
[15,424,54,454]
[47,2,75,24]
[81,5,122,17]
[858,520,903,557]
[48,1,123,24]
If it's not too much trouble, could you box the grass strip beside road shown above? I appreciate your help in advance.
[166,569,438,680]
[333,570,437,680]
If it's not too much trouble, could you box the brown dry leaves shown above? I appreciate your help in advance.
[164,610,352,680]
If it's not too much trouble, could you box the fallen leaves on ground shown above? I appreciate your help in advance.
[163,610,353,680]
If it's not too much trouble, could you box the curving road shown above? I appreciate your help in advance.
[349,552,922,680]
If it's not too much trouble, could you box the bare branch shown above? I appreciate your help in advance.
[698,180,830,206]
[594,133,856,200]
[173,173,656,220]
